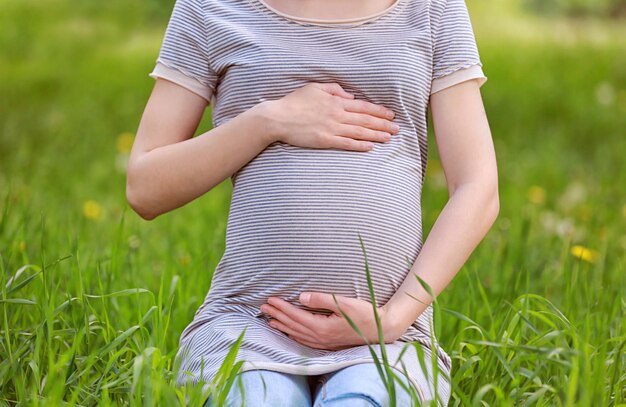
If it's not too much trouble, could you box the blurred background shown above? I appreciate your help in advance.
[1,0,624,405]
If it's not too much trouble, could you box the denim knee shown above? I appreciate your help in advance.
[204,369,312,407]
[313,363,419,407]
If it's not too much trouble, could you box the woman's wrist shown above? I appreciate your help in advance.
[249,100,284,146]
[382,294,431,341]
[381,302,410,342]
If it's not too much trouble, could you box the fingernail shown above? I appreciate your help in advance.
[301,292,311,304]
[387,110,394,118]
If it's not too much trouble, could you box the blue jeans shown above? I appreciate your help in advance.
[203,362,422,406]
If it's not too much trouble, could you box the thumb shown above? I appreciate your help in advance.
[300,292,351,313]
[311,82,355,99]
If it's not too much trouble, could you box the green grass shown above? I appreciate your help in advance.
[1,0,625,405]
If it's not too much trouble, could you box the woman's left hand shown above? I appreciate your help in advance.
[259,292,404,350]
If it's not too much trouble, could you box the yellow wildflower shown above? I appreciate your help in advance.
[116,132,135,153]
[83,200,103,220]
[178,252,191,266]
[527,185,546,205]
[570,245,598,263]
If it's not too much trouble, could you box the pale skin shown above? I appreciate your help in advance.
[127,0,499,351]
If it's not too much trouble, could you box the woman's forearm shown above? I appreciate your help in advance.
[383,181,499,335]
[126,103,276,220]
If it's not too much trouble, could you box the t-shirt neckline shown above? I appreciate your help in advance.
[250,0,405,27]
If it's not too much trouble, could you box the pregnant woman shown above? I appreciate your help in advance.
[126,0,499,405]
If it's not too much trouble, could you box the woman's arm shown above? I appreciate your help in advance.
[126,80,398,221]
[126,78,275,220]
[383,78,500,333]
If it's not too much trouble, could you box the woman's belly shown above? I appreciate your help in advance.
[205,139,424,314]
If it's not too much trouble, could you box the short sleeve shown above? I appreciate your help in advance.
[429,0,488,95]
[148,0,218,103]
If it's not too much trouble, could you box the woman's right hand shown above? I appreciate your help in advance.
[259,82,400,152]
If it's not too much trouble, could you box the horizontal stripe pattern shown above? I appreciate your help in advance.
[150,0,487,404]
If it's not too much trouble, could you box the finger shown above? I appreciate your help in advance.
[321,135,375,152]
[269,319,317,343]
[341,111,400,135]
[262,303,317,337]
[266,298,325,333]
[334,123,392,144]
[301,292,354,315]
[340,98,395,121]
[287,334,328,350]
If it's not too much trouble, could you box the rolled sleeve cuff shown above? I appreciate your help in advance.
[148,61,214,103]
[430,64,488,95]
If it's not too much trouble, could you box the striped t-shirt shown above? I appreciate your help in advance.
[149,0,487,404]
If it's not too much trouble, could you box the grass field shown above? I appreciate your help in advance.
[1,0,625,405]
